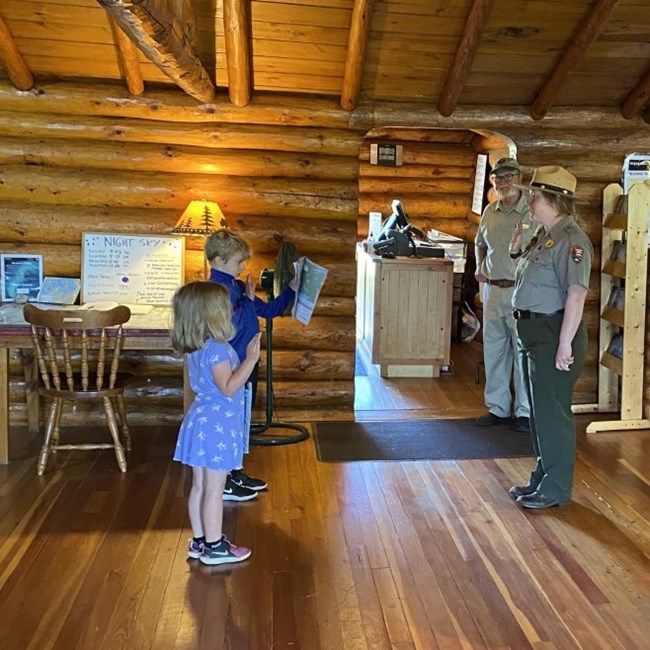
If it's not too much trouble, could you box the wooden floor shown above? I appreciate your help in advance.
[1,344,650,649]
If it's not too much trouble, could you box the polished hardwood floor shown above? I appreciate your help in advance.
[1,343,649,649]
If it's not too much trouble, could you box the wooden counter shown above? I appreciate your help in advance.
[356,246,453,378]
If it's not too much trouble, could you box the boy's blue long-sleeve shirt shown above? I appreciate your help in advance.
[209,268,296,362]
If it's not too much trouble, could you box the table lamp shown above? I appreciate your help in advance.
[172,200,227,279]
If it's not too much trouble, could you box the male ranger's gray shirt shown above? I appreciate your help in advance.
[475,191,533,280]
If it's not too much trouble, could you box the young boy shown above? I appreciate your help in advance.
[205,229,296,502]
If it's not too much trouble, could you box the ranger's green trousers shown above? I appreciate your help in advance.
[516,313,587,501]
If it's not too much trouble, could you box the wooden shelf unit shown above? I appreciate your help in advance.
[587,181,650,433]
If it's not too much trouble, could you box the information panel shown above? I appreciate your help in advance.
[81,232,184,305]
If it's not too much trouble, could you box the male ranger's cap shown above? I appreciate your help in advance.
[491,157,521,174]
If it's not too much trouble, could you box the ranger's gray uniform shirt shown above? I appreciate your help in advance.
[513,215,592,312]
[475,191,533,280]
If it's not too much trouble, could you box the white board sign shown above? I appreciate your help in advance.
[472,154,488,215]
[81,232,184,305]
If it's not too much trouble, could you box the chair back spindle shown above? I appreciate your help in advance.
[23,304,132,475]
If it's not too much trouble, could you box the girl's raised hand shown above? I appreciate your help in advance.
[245,273,256,300]
[246,332,262,363]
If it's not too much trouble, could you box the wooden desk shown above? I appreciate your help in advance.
[0,304,172,464]
[356,246,453,378]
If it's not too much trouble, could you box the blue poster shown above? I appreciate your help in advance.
[1,254,43,302]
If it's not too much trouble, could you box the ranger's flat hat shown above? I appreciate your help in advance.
[515,165,587,203]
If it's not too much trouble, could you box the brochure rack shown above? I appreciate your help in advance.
[587,181,650,433]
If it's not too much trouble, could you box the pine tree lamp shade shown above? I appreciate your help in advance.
[172,200,227,278]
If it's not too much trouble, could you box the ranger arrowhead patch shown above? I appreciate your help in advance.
[570,245,584,263]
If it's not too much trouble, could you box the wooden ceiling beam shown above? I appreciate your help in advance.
[97,0,215,103]
[621,64,650,120]
[437,0,495,117]
[223,0,251,107]
[530,0,619,121]
[109,18,145,96]
[0,13,34,91]
[340,0,375,111]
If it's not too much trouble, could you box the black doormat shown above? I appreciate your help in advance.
[313,419,533,462]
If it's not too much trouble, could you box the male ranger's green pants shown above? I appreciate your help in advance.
[516,313,587,501]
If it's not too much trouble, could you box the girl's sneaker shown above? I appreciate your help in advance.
[187,538,205,559]
[200,536,251,565]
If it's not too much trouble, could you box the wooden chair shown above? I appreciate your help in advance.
[23,304,132,475]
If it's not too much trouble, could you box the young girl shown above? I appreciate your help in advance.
[171,281,261,565]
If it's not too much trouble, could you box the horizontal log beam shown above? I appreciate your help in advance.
[358,195,470,220]
[358,162,475,180]
[2,82,649,133]
[359,142,476,166]
[0,82,353,128]
[0,136,359,180]
[0,203,357,255]
[0,166,358,219]
[359,177,473,195]
[0,110,363,156]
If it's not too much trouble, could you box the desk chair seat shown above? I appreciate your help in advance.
[23,304,132,475]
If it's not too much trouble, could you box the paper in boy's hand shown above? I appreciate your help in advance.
[291,257,328,325]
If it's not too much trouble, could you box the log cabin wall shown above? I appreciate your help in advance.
[0,84,363,426]
[358,128,481,242]
[2,83,650,423]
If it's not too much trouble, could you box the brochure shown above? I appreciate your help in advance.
[1,254,43,302]
[292,257,328,325]
[37,277,81,305]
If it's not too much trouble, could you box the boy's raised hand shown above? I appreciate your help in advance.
[245,273,256,300]
[246,332,262,363]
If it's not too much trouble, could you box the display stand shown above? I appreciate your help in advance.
[587,181,650,433]
[249,290,309,446]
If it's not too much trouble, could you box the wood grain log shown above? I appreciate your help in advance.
[359,142,476,166]
[0,166,358,218]
[359,195,470,219]
[0,110,363,156]
[271,317,356,352]
[365,127,476,144]
[8,377,355,425]
[0,136,360,180]
[0,203,358,255]
[359,177,473,194]
[359,162,475,179]
[0,83,355,128]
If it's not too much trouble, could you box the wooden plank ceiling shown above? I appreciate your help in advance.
[0,0,649,121]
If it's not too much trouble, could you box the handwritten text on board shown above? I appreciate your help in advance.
[82,233,184,305]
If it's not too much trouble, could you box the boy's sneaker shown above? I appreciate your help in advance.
[187,538,205,559]
[230,469,267,491]
[222,474,258,501]
[200,536,251,565]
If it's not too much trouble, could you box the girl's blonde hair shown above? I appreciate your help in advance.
[171,281,235,353]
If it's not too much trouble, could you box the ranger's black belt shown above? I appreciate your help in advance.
[513,309,565,320]
[486,278,515,288]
